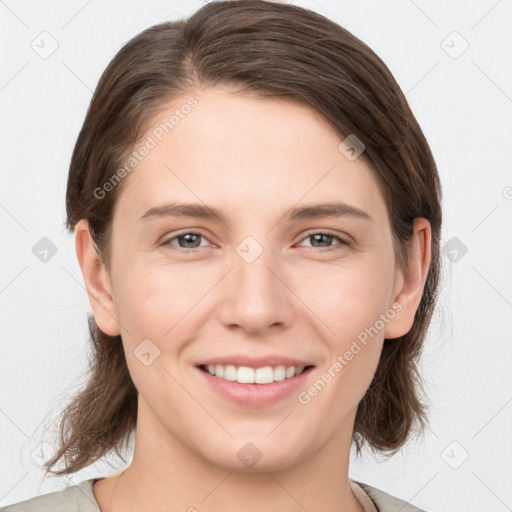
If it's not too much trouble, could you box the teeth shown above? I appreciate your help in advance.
[203,364,307,384]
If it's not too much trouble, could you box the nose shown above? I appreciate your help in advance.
[216,242,294,336]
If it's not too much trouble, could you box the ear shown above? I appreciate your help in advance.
[384,218,432,339]
[74,219,121,336]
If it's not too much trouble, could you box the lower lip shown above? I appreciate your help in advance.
[195,366,314,407]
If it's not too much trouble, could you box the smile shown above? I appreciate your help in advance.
[199,364,312,384]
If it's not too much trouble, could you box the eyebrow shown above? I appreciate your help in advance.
[139,201,374,224]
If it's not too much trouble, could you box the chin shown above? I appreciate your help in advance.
[196,437,308,474]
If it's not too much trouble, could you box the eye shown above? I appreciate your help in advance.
[161,230,350,252]
[162,232,210,250]
[297,231,350,251]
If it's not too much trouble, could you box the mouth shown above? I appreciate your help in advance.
[197,363,315,384]
[195,363,315,407]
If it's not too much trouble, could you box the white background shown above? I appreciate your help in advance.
[1,0,512,510]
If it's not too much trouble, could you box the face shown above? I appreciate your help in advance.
[90,86,410,472]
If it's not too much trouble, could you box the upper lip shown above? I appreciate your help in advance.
[196,355,315,368]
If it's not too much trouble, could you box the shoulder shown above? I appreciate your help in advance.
[1,478,428,512]
[354,481,428,512]
[0,478,100,512]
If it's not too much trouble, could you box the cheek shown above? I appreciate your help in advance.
[113,263,213,397]
[111,259,223,360]
[295,293,387,421]
[293,255,395,345]
[114,247,396,351]
[291,255,395,410]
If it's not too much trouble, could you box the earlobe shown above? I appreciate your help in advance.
[384,218,432,340]
[74,219,121,336]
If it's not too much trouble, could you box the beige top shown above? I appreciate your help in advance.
[0,478,426,511]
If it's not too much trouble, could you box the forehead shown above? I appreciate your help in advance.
[114,87,387,227]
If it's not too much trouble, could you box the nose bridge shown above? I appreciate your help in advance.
[234,233,281,302]
[219,234,292,332]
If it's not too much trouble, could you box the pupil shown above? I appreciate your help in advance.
[313,234,332,247]
[182,234,200,248]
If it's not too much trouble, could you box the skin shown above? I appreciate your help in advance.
[75,86,431,512]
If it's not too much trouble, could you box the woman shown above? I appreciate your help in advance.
[1,0,441,510]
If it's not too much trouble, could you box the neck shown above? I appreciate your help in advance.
[102,398,363,512]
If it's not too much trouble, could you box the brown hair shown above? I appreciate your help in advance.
[44,0,442,476]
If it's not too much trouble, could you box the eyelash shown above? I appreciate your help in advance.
[161,230,350,253]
